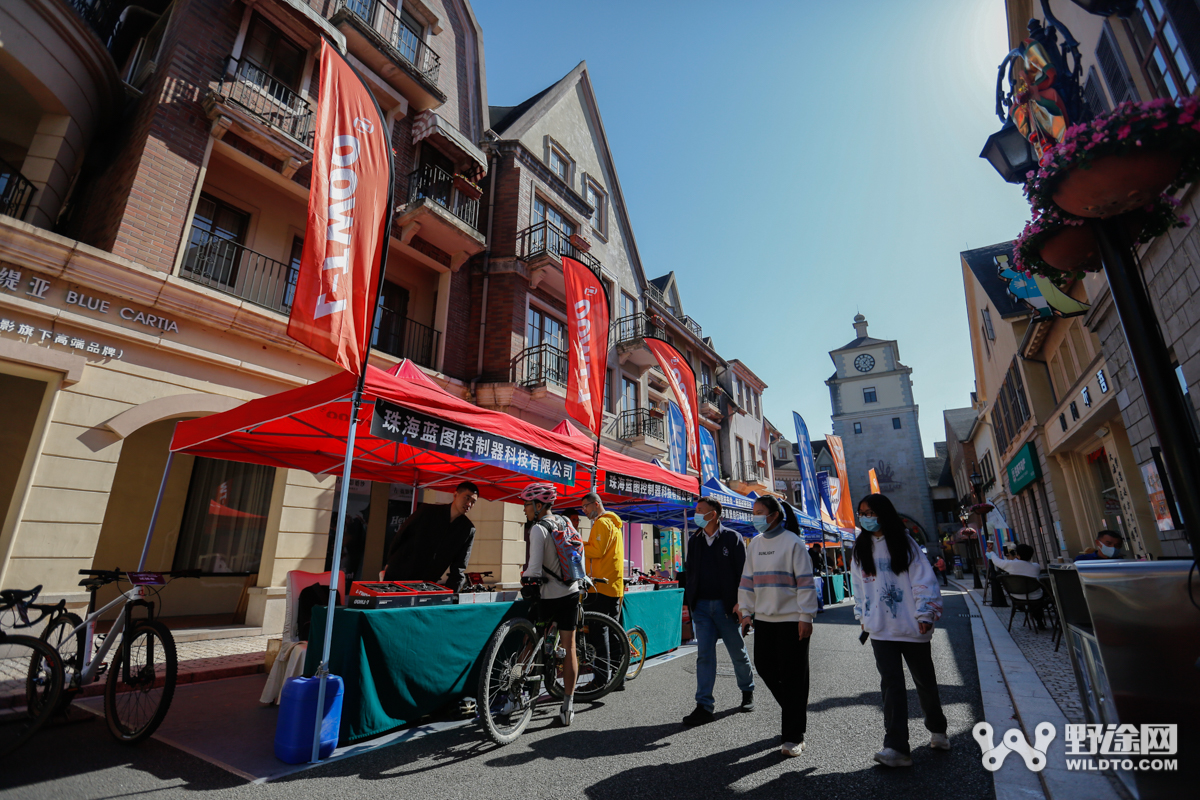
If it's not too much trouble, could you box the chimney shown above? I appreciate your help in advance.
[853,313,868,339]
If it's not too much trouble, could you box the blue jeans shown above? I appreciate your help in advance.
[691,599,754,712]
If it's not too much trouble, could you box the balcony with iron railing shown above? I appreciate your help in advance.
[181,232,298,314]
[407,163,480,230]
[738,461,765,483]
[0,159,36,221]
[374,309,440,369]
[516,220,602,276]
[699,384,722,409]
[511,342,567,389]
[611,312,663,348]
[677,314,702,338]
[617,408,665,444]
[219,60,314,147]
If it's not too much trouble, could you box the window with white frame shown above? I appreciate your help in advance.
[583,177,606,234]
[863,386,878,403]
[547,140,573,183]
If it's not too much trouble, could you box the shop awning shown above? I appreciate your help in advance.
[170,364,597,503]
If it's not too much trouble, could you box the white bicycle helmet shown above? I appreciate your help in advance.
[519,482,557,504]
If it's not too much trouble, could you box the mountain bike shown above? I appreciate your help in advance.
[0,586,64,759]
[477,576,629,745]
[37,568,198,743]
[624,625,647,682]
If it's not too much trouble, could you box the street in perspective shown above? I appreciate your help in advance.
[0,1,1197,799]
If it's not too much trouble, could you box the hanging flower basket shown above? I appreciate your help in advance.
[453,174,482,200]
[971,502,995,515]
[1024,97,1200,218]
[568,233,591,253]
[1014,195,1190,283]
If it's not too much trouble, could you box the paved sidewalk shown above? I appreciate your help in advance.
[951,580,1126,800]
[990,600,1084,724]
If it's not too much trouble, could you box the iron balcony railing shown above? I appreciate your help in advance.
[677,313,702,338]
[617,409,664,442]
[644,282,666,308]
[332,0,441,84]
[611,311,662,348]
[219,58,315,147]
[407,163,480,230]
[0,159,36,220]
[516,220,602,275]
[66,0,121,45]
[512,342,567,388]
[739,461,764,482]
[181,231,298,314]
[374,310,440,368]
[699,384,721,407]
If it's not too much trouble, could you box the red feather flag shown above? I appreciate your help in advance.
[288,40,393,375]
[646,338,700,473]
[563,256,610,437]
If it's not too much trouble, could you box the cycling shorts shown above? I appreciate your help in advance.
[539,594,579,631]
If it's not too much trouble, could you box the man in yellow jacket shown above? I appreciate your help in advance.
[581,491,624,692]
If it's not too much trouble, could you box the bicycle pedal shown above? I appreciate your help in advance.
[96,662,108,677]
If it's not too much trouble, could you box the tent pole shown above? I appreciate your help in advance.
[137,446,176,571]
[411,470,420,515]
[311,383,366,763]
[590,436,600,491]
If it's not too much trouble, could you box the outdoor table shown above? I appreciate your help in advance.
[304,588,683,744]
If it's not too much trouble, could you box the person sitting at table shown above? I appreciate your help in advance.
[986,542,1045,626]
[1074,530,1125,562]
[383,482,479,591]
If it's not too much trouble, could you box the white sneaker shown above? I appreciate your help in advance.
[558,707,574,726]
[781,741,805,757]
[873,747,914,767]
[930,733,951,750]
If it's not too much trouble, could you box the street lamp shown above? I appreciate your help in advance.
[979,119,1038,184]
[968,472,985,589]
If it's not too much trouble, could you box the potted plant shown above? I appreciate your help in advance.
[1024,97,1200,218]
[1014,195,1190,282]
[648,405,664,419]
[568,233,590,253]
[453,173,482,200]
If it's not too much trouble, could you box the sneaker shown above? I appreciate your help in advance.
[873,747,914,767]
[740,691,756,712]
[558,707,574,726]
[781,741,805,757]
[682,706,715,726]
[930,733,951,750]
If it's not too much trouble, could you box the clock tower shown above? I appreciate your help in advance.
[825,314,936,541]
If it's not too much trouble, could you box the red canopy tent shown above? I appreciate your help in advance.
[550,419,698,506]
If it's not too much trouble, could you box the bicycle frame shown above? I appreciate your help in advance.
[61,585,151,689]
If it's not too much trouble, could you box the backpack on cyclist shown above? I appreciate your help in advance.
[539,514,586,585]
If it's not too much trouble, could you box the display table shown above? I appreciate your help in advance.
[831,576,845,602]
[620,588,683,659]
[304,589,684,744]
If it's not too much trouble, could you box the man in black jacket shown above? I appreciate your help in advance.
[383,482,478,591]
[682,496,755,726]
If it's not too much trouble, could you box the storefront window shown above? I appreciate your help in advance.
[1089,448,1123,535]
[173,458,275,574]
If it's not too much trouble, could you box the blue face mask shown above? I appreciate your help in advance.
[693,511,709,528]
[752,515,770,533]
[860,516,880,532]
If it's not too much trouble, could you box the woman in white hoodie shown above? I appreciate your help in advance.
[850,493,949,768]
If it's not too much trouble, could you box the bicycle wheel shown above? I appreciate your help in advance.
[38,612,83,705]
[477,618,539,746]
[624,626,647,682]
[104,619,177,744]
[2,634,63,759]
[545,611,629,703]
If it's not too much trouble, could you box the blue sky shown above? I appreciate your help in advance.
[474,0,1032,456]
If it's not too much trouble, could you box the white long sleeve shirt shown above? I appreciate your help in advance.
[737,525,819,623]
[851,533,943,643]
[987,552,1043,599]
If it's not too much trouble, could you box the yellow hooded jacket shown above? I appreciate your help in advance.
[584,510,624,599]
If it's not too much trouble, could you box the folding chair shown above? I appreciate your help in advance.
[998,573,1051,633]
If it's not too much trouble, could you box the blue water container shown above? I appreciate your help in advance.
[275,674,344,764]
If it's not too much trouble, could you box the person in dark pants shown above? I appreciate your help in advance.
[383,482,478,591]
[851,493,949,768]
[580,492,624,692]
[738,496,818,758]
[681,496,755,726]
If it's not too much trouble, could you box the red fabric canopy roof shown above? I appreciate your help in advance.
[550,419,697,500]
[169,363,697,505]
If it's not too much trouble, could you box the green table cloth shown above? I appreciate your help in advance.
[304,590,683,743]
[621,588,683,659]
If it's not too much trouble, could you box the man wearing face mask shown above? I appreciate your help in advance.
[682,496,755,726]
[1074,531,1125,561]
[581,492,625,692]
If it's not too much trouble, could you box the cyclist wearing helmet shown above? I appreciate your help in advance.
[520,481,581,726]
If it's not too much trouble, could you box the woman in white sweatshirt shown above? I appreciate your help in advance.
[850,493,948,768]
[737,495,819,758]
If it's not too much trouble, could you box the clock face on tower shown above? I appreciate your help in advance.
[854,354,875,373]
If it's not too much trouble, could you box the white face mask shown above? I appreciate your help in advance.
[1099,543,1118,558]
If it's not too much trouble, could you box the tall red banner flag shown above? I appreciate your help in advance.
[646,338,700,472]
[288,40,392,375]
[563,256,609,436]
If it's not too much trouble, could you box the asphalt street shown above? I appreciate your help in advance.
[0,590,991,800]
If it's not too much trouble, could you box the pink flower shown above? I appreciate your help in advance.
[1117,125,1132,139]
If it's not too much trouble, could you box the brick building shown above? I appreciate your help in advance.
[0,0,486,632]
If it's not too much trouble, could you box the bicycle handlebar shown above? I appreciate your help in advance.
[77,568,203,588]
